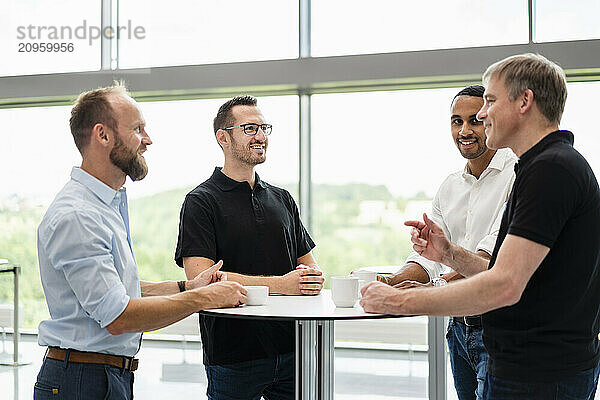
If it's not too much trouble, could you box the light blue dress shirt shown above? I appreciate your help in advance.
[37,167,142,357]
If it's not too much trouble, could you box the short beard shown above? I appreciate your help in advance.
[230,134,266,166]
[457,139,488,160]
[110,135,148,181]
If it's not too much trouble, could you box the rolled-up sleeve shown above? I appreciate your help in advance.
[476,204,504,256]
[405,252,445,280]
[44,211,130,328]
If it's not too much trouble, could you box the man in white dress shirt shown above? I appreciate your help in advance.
[378,85,516,400]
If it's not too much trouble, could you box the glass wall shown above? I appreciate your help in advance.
[118,0,299,69]
[312,0,528,57]
[534,0,600,42]
[311,88,465,281]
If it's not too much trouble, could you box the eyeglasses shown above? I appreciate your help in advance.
[223,123,272,136]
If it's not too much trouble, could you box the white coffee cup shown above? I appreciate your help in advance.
[352,269,378,283]
[244,286,269,306]
[331,276,359,308]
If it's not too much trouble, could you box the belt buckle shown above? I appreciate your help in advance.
[463,316,475,327]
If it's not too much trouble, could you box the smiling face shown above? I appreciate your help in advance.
[109,95,152,181]
[451,95,488,159]
[225,105,268,166]
[477,76,520,150]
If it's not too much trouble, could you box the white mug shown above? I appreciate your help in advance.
[352,269,378,283]
[330,276,359,308]
[244,286,269,306]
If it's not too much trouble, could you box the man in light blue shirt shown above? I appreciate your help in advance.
[34,84,247,400]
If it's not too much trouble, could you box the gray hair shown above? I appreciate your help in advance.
[482,53,567,125]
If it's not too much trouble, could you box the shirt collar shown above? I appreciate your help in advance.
[516,130,574,172]
[461,148,513,179]
[70,167,122,205]
[211,167,266,192]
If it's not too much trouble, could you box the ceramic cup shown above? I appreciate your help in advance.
[244,286,269,306]
[352,269,378,283]
[330,276,359,308]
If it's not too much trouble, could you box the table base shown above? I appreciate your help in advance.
[296,320,334,400]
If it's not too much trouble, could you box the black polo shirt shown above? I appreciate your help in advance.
[175,167,315,365]
[482,130,600,381]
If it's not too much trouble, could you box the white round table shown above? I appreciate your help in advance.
[200,290,401,400]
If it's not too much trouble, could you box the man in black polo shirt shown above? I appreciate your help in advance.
[360,53,600,399]
[175,95,324,399]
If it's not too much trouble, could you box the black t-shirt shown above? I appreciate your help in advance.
[482,131,600,381]
[175,167,315,365]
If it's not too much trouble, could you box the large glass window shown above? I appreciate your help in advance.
[534,0,600,42]
[1,0,101,76]
[311,0,528,57]
[0,94,298,328]
[118,0,299,69]
[311,88,464,281]
[561,81,600,175]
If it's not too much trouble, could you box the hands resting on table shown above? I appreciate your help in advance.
[189,261,325,309]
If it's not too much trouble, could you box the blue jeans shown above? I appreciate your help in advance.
[34,356,134,399]
[205,352,295,400]
[482,362,600,400]
[446,317,488,400]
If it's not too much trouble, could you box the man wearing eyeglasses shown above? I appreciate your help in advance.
[175,95,323,399]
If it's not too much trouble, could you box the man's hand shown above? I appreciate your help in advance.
[279,267,324,295]
[404,213,453,264]
[359,281,406,314]
[187,260,227,290]
[193,281,247,309]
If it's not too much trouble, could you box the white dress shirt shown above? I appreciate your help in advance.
[405,148,517,279]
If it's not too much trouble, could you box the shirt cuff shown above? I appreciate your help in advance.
[405,252,444,280]
[91,284,130,328]
[476,234,498,256]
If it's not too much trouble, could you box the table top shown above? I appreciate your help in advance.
[200,290,403,321]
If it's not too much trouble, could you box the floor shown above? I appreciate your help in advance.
[0,334,449,399]
[2,334,598,399]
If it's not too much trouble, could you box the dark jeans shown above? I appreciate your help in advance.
[482,362,600,400]
[205,352,295,400]
[34,356,134,399]
[446,317,488,400]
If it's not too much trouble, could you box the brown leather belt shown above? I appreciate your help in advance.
[46,347,139,371]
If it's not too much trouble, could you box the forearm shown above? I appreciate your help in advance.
[441,270,464,282]
[380,262,430,286]
[442,245,490,277]
[223,272,285,293]
[107,290,208,335]
[395,268,515,316]
[140,280,182,297]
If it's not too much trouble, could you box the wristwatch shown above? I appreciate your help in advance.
[431,277,448,287]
